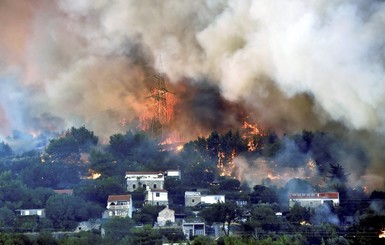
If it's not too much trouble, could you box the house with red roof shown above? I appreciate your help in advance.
[145,186,169,206]
[289,192,340,209]
[106,194,133,218]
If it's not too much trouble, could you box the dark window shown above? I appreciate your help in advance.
[156,193,160,197]
[143,184,146,188]
[133,184,136,189]
[153,184,157,189]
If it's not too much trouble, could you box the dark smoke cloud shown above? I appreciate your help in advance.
[172,79,247,136]
[0,0,385,188]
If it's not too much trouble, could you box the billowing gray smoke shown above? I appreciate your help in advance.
[0,0,385,187]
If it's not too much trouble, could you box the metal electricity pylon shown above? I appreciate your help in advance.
[145,72,171,136]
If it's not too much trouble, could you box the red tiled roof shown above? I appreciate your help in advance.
[107,194,131,202]
[289,192,339,199]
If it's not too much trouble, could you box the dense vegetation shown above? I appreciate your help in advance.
[0,126,384,244]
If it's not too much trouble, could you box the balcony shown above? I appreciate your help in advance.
[107,204,130,210]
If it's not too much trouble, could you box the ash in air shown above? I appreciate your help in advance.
[0,0,385,188]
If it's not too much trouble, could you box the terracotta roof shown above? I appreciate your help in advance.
[107,194,131,202]
[289,192,339,199]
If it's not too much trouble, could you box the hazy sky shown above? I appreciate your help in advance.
[1,0,385,188]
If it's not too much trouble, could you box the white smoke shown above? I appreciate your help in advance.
[0,0,385,185]
[1,0,385,134]
[196,0,385,131]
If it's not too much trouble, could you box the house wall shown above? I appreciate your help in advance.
[289,198,339,208]
[146,190,168,206]
[106,199,133,218]
[185,192,202,207]
[182,222,205,240]
[289,192,339,209]
[17,209,45,217]
[201,195,225,204]
[126,174,164,192]
[165,170,181,179]
[157,208,175,226]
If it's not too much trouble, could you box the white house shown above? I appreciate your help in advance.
[157,206,175,226]
[185,191,225,207]
[125,172,164,192]
[201,195,225,204]
[182,219,205,240]
[165,170,181,179]
[15,209,45,217]
[185,191,201,207]
[106,194,133,218]
[145,187,169,206]
[289,192,340,208]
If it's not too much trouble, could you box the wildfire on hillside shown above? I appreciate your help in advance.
[83,169,101,180]
[218,150,237,177]
[300,221,311,226]
[379,228,385,238]
[242,120,265,152]
[139,74,176,134]
[218,121,264,177]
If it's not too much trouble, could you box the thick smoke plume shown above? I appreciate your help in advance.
[0,1,385,187]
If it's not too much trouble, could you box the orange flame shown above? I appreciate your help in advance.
[84,169,101,179]
[300,220,311,226]
[379,228,385,238]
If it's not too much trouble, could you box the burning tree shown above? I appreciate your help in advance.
[327,163,350,185]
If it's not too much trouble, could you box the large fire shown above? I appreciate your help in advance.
[379,228,385,238]
[120,73,267,178]
[139,74,176,134]
[242,121,263,152]
[218,150,237,177]
[217,121,263,177]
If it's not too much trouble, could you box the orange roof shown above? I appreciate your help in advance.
[289,192,339,199]
[107,194,131,202]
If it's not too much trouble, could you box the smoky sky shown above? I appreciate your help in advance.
[172,79,246,135]
[0,0,385,187]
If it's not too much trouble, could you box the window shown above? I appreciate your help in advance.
[133,184,136,189]
[153,184,157,188]
[192,199,195,203]
[143,184,146,188]
[156,193,160,197]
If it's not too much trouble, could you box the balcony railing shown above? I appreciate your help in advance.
[107,205,130,210]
